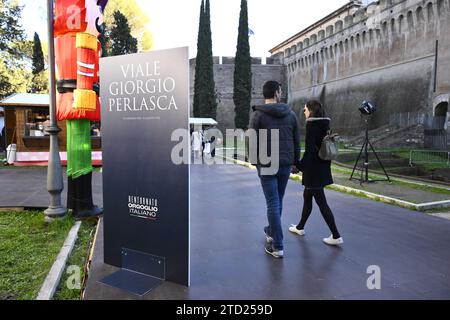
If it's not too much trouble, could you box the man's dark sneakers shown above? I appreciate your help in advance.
[264,243,284,258]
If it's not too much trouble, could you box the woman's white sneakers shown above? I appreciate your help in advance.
[289,226,344,246]
[288,224,305,236]
[322,235,344,246]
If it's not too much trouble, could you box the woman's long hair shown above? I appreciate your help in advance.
[305,100,326,118]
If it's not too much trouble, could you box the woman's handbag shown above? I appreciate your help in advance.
[318,130,339,161]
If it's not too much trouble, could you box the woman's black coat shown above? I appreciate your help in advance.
[297,117,333,188]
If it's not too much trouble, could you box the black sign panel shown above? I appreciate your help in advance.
[100,48,189,286]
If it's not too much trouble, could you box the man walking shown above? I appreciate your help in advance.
[249,81,300,258]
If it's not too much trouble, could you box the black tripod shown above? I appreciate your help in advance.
[350,117,391,184]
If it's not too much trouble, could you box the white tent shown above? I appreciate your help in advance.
[0,93,49,106]
[189,118,218,126]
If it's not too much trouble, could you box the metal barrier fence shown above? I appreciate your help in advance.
[389,113,449,150]
[423,130,450,150]
[389,112,427,127]
[389,113,448,128]
[409,150,450,166]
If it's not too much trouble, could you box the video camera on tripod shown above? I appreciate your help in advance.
[359,100,377,115]
[350,100,391,184]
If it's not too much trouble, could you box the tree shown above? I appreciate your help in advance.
[104,0,153,52]
[193,0,217,118]
[31,32,44,74]
[139,31,153,52]
[233,0,252,130]
[0,0,28,99]
[0,59,30,97]
[0,61,12,98]
[99,26,110,57]
[109,11,138,56]
[28,70,48,94]
[28,32,48,93]
[200,0,217,119]
[0,0,26,61]
[193,0,205,118]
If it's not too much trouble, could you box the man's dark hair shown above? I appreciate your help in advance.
[305,100,326,118]
[263,81,281,99]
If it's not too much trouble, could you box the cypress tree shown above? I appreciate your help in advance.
[31,32,44,75]
[193,0,217,119]
[110,11,138,56]
[200,0,217,119]
[193,0,204,118]
[28,32,47,93]
[233,0,252,130]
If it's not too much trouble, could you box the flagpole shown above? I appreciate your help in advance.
[44,0,67,221]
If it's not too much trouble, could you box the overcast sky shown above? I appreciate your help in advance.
[20,0,349,59]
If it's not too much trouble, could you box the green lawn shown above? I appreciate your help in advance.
[0,162,102,172]
[393,150,450,170]
[424,207,450,214]
[0,211,74,300]
[393,179,450,195]
[331,164,450,196]
[53,220,97,300]
[0,162,44,170]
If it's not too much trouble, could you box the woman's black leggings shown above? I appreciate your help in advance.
[297,188,341,239]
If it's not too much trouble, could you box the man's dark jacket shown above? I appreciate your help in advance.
[249,103,300,168]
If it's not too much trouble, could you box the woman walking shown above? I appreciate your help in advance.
[192,127,203,159]
[290,100,343,245]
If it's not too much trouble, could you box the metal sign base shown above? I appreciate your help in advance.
[100,269,163,296]
[100,248,165,296]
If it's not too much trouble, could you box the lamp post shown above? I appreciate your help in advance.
[44,0,67,221]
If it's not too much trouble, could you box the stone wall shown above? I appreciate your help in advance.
[189,58,286,132]
[271,0,450,136]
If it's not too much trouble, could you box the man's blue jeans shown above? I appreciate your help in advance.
[258,166,291,251]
